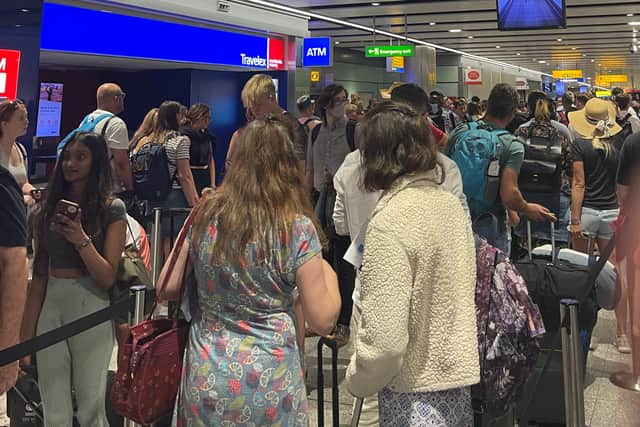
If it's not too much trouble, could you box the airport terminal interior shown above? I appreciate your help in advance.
[2,0,640,426]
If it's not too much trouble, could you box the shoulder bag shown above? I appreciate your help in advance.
[111,204,201,424]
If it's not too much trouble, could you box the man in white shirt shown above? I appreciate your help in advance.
[88,83,134,193]
[332,83,469,426]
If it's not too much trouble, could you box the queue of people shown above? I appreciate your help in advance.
[0,77,639,427]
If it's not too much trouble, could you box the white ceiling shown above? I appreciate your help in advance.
[277,0,640,85]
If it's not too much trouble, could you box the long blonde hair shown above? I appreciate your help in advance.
[191,115,323,264]
[534,99,551,122]
[130,108,158,152]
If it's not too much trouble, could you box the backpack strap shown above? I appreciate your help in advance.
[346,120,357,151]
[311,123,322,146]
[303,117,316,127]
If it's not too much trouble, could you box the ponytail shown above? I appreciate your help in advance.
[534,99,551,122]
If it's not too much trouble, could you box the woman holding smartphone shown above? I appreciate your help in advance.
[21,132,126,425]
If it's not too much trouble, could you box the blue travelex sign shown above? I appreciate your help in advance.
[40,3,273,70]
[302,37,332,67]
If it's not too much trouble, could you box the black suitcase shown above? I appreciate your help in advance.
[317,337,339,427]
[515,222,614,426]
[7,366,43,427]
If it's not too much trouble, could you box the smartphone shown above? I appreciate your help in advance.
[55,199,80,221]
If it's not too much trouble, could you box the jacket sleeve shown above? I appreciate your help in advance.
[443,160,470,219]
[345,224,412,397]
[332,169,349,236]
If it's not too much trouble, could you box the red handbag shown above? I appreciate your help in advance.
[111,206,200,424]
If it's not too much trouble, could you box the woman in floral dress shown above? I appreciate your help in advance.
[172,115,341,426]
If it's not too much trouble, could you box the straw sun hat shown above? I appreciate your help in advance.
[568,98,622,138]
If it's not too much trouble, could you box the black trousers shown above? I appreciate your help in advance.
[325,234,356,327]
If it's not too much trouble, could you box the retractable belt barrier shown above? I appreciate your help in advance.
[0,288,156,368]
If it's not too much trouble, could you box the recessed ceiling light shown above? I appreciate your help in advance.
[571,47,577,50]
[496,45,501,49]
[628,13,635,17]
[429,22,436,26]
[449,29,462,32]
[335,41,340,45]
[516,52,521,56]
[635,28,639,33]
[371,2,380,5]
[628,21,640,25]
[583,54,587,57]
[557,38,563,42]
[591,59,595,62]
[15,24,22,27]
[20,9,29,12]
[538,60,547,64]
[467,35,474,39]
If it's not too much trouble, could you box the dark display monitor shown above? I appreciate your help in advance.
[497,0,566,31]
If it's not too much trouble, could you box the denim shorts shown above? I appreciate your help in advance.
[148,188,189,239]
[580,206,619,239]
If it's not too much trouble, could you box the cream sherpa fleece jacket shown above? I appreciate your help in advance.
[345,172,480,398]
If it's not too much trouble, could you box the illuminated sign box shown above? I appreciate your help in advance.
[0,49,21,100]
[551,69,583,79]
[386,56,405,73]
[302,37,332,67]
[40,3,285,70]
[366,45,415,58]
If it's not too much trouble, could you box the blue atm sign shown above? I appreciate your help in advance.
[302,38,333,67]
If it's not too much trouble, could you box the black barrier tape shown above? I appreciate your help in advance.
[0,289,155,368]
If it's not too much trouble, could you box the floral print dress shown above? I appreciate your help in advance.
[172,215,321,427]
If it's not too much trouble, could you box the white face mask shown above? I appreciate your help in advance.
[328,102,346,119]
[430,103,440,114]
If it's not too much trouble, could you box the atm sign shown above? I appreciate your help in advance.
[0,49,21,100]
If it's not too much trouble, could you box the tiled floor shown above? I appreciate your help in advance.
[304,309,640,426]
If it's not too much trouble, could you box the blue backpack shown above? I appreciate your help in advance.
[57,112,114,156]
[130,140,176,202]
[451,121,510,218]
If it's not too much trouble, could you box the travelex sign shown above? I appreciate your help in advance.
[365,45,415,58]
[302,37,332,67]
[40,3,285,70]
[0,49,21,100]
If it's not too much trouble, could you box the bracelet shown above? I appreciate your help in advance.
[75,236,92,251]
[570,221,581,226]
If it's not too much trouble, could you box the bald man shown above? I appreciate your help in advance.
[86,83,133,192]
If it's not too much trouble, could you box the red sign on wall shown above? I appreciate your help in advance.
[267,38,285,70]
[0,49,21,100]
[464,68,482,85]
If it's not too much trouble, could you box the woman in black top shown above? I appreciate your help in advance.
[568,98,629,353]
[21,132,126,425]
[181,103,216,194]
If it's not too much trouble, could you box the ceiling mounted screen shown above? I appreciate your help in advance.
[497,0,566,31]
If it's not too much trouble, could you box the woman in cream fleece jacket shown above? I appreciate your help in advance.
[344,101,479,426]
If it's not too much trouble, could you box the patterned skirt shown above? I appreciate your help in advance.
[378,386,473,427]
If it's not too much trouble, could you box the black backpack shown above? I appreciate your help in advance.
[616,112,634,145]
[130,138,176,202]
[310,120,357,151]
[517,121,563,194]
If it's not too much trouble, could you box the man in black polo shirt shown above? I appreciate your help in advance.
[0,164,28,394]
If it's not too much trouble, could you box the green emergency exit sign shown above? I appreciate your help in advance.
[365,45,415,58]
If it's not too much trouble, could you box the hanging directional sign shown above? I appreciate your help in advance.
[365,45,415,58]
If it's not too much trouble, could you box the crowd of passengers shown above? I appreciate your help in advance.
[0,75,639,426]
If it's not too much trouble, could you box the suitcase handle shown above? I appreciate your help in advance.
[317,337,340,427]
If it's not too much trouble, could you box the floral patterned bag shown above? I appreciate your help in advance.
[473,238,543,417]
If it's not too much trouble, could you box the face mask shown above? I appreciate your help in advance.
[328,102,346,119]
[430,103,440,114]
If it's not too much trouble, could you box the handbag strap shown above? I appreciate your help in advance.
[152,204,204,322]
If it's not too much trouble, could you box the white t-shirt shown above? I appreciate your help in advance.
[89,109,129,191]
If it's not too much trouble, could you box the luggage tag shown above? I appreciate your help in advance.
[343,220,369,271]
[527,300,546,338]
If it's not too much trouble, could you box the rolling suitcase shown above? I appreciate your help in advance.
[516,221,614,426]
[317,337,339,427]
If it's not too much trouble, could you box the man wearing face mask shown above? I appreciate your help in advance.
[306,84,357,347]
[428,89,451,134]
